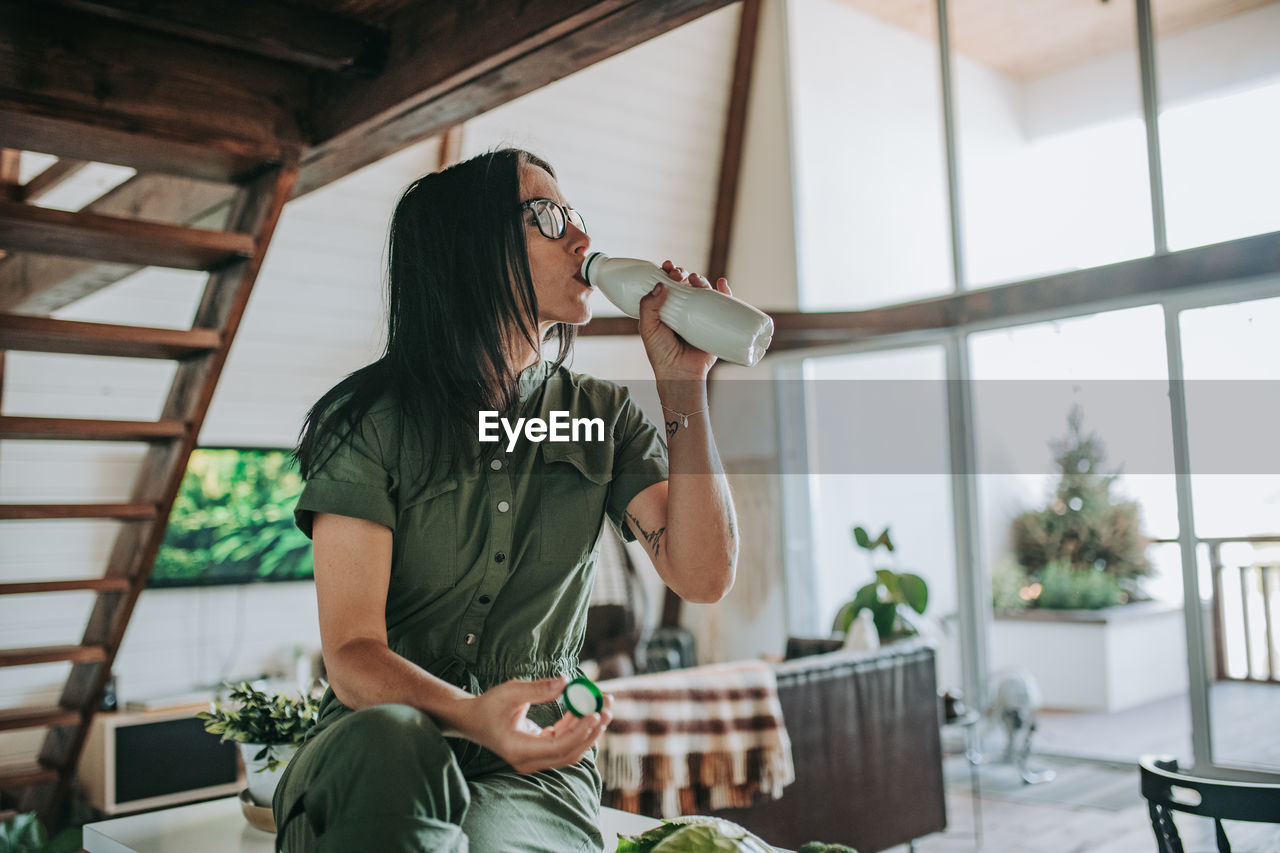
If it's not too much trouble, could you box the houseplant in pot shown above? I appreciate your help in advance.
[785,524,931,660]
[832,525,929,643]
[197,681,320,809]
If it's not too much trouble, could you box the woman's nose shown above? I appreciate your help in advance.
[567,223,590,256]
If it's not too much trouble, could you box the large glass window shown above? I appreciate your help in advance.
[969,306,1177,570]
[953,0,1153,287]
[788,0,953,310]
[798,346,960,688]
[1155,1,1280,250]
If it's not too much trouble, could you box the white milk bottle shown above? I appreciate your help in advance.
[581,253,774,367]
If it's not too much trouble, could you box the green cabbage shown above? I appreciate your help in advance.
[615,816,856,853]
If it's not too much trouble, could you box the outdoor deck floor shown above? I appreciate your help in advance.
[1034,680,1280,770]
[878,680,1280,852]
[883,752,1280,853]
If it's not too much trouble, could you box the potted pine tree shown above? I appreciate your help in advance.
[988,406,1185,712]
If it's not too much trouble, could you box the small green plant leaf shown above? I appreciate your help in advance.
[852,525,895,554]
[871,603,897,640]
[851,582,879,613]
[831,600,857,636]
[897,573,929,614]
[0,811,48,851]
[875,569,901,599]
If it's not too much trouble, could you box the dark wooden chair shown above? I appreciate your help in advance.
[1139,755,1280,852]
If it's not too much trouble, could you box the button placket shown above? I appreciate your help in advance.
[460,449,515,663]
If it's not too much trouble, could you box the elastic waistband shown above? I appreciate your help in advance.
[401,650,580,693]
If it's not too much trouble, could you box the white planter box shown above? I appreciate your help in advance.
[989,601,1188,713]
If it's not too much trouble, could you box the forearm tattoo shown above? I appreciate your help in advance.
[626,509,666,557]
[665,419,679,440]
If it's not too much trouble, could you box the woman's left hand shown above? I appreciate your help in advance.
[637,261,732,381]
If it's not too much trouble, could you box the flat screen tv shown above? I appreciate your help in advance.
[151,447,313,588]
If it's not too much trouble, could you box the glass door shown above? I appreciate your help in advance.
[967,304,1190,763]
[1174,291,1280,777]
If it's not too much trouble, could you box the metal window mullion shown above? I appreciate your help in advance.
[1136,0,1169,254]
[945,332,987,709]
[936,0,966,292]
[1163,301,1213,770]
[774,358,819,634]
[1265,566,1278,681]
[1240,565,1256,679]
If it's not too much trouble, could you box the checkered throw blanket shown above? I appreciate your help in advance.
[597,660,796,818]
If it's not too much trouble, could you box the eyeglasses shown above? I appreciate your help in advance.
[520,198,587,240]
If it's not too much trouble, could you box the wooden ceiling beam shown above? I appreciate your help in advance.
[47,0,389,75]
[581,231,1280,349]
[297,0,736,198]
[766,230,1280,347]
[0,2,307,181]
[0,1,732,308]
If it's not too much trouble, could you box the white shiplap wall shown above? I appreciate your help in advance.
[0,7,751,763]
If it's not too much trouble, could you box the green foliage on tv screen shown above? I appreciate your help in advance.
[152,448,312,587]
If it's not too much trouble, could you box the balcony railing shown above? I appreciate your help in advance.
[1207,536,1280,685]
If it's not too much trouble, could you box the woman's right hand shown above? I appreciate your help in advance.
[449,675,612,774]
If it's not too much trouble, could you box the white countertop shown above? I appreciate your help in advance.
[84,796,667,853]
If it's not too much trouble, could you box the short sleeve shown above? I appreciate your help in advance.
[606,392,669,543]
[294,412,396,539]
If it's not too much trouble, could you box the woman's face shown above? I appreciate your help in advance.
[519,163,593,328]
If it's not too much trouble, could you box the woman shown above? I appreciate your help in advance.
[273,148,739,852]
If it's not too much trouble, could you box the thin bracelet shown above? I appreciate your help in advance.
[660,404,708,428]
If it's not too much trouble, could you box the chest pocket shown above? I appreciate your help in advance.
[539,442,612,563]
[395,475,460,597]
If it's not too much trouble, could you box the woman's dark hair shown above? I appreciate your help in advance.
[295,148,575,479]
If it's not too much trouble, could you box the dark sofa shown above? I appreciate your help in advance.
[710,641,947,852]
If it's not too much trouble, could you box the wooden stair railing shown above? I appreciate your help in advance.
[0,151,298,825]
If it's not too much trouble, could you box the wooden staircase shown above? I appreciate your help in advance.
[0,145,297,824]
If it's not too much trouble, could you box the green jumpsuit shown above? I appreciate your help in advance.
[272,361,669,852]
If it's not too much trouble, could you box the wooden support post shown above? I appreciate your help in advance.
[438,126,465,172]
[707,0,761,282]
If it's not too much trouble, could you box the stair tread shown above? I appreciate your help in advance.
[0,503,159,520]
[0,644,108,668]
[0,198,254,271]
[0,705,80,732]
[0,415,187,441]
[0,313,221,359]
[0,762,59,788]
[0,578,131,595]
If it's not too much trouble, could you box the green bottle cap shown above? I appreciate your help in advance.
[562,675,603,717]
